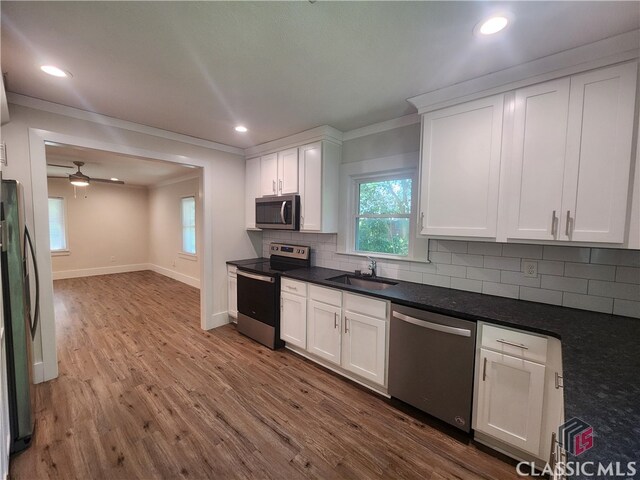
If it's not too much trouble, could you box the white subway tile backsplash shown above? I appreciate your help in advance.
[482,282,519,299]
[451,277,483,293]
[564,263,616,281]
[543,245,590,263]
[467,267,501,283]
[616,267,640,285]
[484,256,521,272]
[563,293,613,314]
[502,244,543,259]
[436,264,467,278]
[588,280,640,301]
[451,253,484,268]
[264,233,640,317]
[436,240,468,254]
[613,299,640,319]
[541,275,588,294]
[519,287,563,306]
[500,271,541,288]
[468,242,502,256]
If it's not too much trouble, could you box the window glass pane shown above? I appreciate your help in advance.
[358,179,412,215]
[181,197,196,254]
[356,217,410,256]
[48,198,66,251]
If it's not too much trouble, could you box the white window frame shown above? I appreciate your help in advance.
[180,195,197,257]
[352,171,417,259]
[48,196,69,254]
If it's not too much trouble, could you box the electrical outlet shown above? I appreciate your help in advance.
[110,256,115,263]
[523,261,538,278]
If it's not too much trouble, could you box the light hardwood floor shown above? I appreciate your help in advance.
[10,271,521,479]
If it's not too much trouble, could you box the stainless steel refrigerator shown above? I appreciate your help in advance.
[1,179,39,453]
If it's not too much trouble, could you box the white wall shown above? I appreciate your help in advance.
[148,175,202,287]
[48,178,149,278]
[2,101,260,381]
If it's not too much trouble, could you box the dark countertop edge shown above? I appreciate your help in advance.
[226,258,269,266]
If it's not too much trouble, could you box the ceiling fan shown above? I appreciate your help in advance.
[47,161,124,186]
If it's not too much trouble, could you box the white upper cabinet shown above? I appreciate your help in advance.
[561,63,637,243]
[277,148,299,195]
[419,94,504,237]
[260,153,278,196]
[506,79,571,241]
[245,157,261,229]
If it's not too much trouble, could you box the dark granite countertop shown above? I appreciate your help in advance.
[226,257,269,266]
[281,266,640,472]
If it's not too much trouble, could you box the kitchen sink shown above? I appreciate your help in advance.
[326,274,398,290]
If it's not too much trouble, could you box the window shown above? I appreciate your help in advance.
[181,196,196,255]
[48,197,67,251]
[355,176,413,256]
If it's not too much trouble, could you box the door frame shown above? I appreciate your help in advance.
[28,128,215,383]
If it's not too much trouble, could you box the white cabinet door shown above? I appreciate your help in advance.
[307,299,341,365]
[341,311,386,386]
[260,153,278,196]
[299,142,322,231]
[227,274,237,320]
[420,94,504,237]
[506,79,570,241]
[245,157,261,229]
[475,348,546,456]
[278,148,299,195]
[280,292,307,349]
[561,62,637,243]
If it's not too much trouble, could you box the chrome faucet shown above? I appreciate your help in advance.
[367,257,377,278]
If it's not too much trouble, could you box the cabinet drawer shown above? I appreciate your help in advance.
[282,278,307,297]
[309,284,342,307]
[481,324,547,363]
[344,292,387,320]
[227,265,237,276]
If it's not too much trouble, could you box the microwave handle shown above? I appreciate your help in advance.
[280,201,286,224]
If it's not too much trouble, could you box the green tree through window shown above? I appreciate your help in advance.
[356,178,412,256]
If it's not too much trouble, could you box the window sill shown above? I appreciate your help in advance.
[51,250,70,257]
[178,252,198,261]
[337,250,431,264]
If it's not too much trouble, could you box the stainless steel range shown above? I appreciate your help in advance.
[236,243,311,349]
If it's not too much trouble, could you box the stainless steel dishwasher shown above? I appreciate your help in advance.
[388,303,476,432]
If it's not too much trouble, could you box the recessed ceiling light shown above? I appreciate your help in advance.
[40,65,71,78]
[477,15,509,35]
[234,125,248,133]
[110,178,119,182]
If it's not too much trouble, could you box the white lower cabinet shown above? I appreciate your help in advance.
[475,348,546,455]
[341,310,386,385]
[227,265,238,321]
[307,299,342,365]
[280,291,307,349]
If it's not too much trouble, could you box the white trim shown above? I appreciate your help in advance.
[408,30,640,114]
[178,252,198,261]
[50,250,70,257]
[0,75,9,126]
[342,113,420,141]
[244,125,343,158]
[209,311,231,329]
[150,172,201,189]
[148,264,200,289]
[52,263,149,280]
[9,93,244,155]
[31,362,45,384]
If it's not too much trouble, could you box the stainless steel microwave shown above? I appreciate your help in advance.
[255,195,300,230]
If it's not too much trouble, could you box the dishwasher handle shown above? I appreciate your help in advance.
[392,311,471,337]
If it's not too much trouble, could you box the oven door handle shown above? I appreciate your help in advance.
[237,270,275,283]
[280,201,287,224]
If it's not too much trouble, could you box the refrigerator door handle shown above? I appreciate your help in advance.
[23,226,40,340]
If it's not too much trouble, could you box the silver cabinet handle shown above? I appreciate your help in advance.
[237,270,275,283]
[420,212,425,231]
[279,179,283,192]
[496,338,529,350]
[272,180,276,194]
[482,357,487,381]
[551,210,558,236]
[555,372,564,389]
[285,285,297,291]
[280,201,286,224]
[392,311,471,337]
[334,312,338,329]
[565,210,571,237]
[549,432,557,470]
[344,317,349,333]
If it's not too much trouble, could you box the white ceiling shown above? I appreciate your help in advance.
[2,2,639,149]
[46,143,199,187]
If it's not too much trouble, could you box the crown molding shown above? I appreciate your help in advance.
[7,93,244,156]
[244,125,343,158]
[408,29,640,114]
[342,113,420,141]
[150,172,201,189]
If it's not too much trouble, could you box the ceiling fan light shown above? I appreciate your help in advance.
[70,179,89,187]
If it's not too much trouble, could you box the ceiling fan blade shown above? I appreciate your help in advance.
[47,175,68,179]
[91,177,125,185]
[47,163,74,169]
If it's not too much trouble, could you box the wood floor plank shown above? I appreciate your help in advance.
[10,271,521,479]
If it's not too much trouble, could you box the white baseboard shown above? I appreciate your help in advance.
[32,361,45,384]
[147,264,200,289]
[204,311,231,330]
[52,263,149,280]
